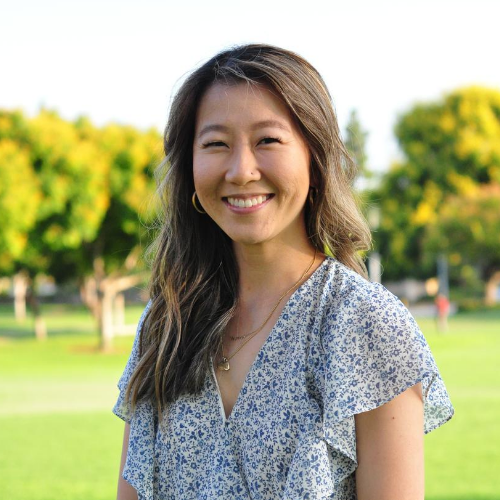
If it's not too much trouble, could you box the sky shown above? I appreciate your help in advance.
[2,0,499,173]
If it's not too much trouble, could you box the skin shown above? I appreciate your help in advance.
[117,82,425,500]
[192,82,313,254]
[117,423,137,500]
[355,382,424,500]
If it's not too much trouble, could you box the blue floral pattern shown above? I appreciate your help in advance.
[113,257,454,499]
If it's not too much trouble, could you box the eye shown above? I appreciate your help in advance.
[202,141,228,148]
[259,137,282,145]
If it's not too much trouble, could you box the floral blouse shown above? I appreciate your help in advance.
[113,256,454,500]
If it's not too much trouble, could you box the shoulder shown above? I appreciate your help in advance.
[317,258,407,323]
[317,258,423,351]
[315,259,454,432]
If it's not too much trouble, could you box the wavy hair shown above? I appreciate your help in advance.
[126,44,372,416]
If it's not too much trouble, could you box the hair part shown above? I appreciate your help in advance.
[126,44,372,418]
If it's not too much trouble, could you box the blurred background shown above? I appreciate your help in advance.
[1,0,499,498]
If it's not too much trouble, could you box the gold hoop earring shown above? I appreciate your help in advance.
[192,191,206,214]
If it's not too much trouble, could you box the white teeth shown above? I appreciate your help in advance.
[227,195,269,207]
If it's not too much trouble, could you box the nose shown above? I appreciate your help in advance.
[224,144,260,185]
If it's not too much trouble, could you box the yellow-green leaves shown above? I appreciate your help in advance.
[372,86,500,282]
[0,109,161,278]
[0,139,41,271]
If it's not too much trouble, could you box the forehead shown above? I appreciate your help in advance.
[195,82,294,129]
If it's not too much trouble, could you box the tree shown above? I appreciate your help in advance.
[0,109,161,346]
[0,138,40,273]
[345,109,370,181]
[75,123,161,350]
[0,109,111,337]
[372,86,500,282]
[423,183,500,304]
[26,115,161,350]
[0,112,43,323]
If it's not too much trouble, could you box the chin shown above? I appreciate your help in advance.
[229,236,268,246]
[224,229,272,247]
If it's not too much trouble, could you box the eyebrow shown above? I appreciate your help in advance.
[197,124,229,138]
[197,120,291,139]
[251,120,291,132]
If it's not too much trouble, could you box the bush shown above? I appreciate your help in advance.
[457,297,500,313]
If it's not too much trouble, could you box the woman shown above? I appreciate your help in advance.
[113,44,454,500]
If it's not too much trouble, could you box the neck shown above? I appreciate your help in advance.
[233,240,322,308]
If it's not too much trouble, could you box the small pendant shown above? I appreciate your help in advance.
[218,356,230,371]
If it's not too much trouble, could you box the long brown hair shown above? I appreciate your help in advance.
[126,44,372,416]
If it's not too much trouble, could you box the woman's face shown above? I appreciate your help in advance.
[192,82,311,249]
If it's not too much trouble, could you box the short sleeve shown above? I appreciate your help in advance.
[319,280,454,482]
[112,300,152,423]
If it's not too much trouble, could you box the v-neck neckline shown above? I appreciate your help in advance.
[210,256,330,425]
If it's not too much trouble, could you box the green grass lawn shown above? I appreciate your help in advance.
[0,303,499,499]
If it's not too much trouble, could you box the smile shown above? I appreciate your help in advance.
[225,194,273,208]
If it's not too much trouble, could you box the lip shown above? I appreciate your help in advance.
[222,193,274,213]
[222,193,273,199]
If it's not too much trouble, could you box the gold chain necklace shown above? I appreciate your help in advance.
[217,248,317,371]
[229,321,250,341]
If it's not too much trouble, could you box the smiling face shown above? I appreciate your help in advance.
[192,83,312,250]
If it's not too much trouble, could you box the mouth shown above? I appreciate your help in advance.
[223,194,274,209]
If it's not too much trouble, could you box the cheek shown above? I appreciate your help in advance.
[192,155,209,190]
[274,156,310,197]
[193,165,218,203]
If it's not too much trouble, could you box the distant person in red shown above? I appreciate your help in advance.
[435,294,450,332]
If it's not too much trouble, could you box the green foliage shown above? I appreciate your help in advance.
[423,184,500,280]
[0,137,41,272]
[0,108,162,280]
[27,110,110,251]
[345,109,370,179]
[394,86,500,186]
[373,86,500,280]
[90,124,161,274]
[455,298,500,313]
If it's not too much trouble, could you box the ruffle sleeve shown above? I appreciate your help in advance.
[319,280,454,486]
[112,300,157,500]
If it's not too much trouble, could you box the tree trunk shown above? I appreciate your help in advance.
[96,270,148,351]
[13,272,29,321]
[80,276,99,320]
[26,287,47,341]
[100,289,114,352]
[115,293,125,327]
[485,271,500,306]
